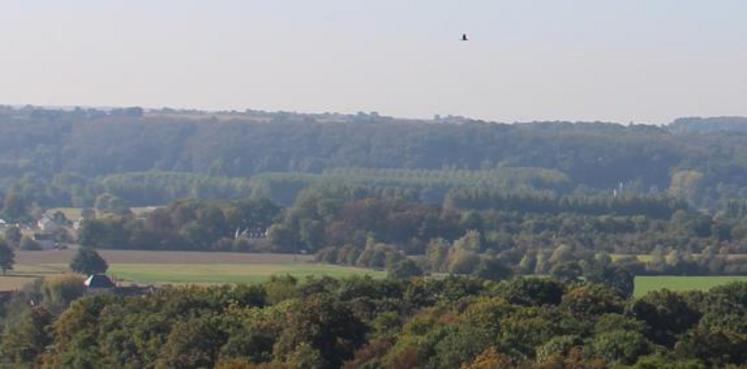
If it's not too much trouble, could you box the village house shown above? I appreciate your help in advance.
[37,215,61,234]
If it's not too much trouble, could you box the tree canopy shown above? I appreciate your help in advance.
[2,275,747,369]
[0,239,14,275]
[2,106,747,213]
[69,248,108,275]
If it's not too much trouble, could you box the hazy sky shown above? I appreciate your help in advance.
[2,1,746,123]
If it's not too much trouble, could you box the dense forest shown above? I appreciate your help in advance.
[2,274,747,369]
[2,106,747,215]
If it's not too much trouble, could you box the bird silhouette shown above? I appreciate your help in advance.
[461,33,469,41]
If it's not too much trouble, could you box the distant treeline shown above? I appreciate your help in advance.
[0,167,676,221]
[76,185,747,276]
[2,106,747,212]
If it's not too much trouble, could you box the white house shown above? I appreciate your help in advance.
[72,219,84,231]
[37,215,61,233]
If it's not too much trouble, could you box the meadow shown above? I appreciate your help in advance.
[0,249,383,290]
[633,275,747,297]
[2,249,746,296]
[108,264,385,285]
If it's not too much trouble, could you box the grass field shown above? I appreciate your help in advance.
[109,264,384,285]
[634,276,747,298]
[0,249,382,290]
[2,249,746,295]
[0,276,40,291]
[611,254,747,264]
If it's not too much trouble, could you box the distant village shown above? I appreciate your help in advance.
[0,206,161,251]
[0,208,159,296]
[0,210,75,251]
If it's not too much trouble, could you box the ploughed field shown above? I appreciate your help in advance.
[2,249,747,296]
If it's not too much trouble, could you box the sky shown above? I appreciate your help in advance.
[1,1,746,124]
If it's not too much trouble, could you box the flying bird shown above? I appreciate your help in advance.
[461,33,469,41]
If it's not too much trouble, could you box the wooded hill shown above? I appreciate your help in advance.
[1,106,747,214]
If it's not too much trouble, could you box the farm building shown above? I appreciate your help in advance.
[84,274,115,290]
[37,215,62,233]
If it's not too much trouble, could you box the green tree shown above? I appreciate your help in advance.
[274,295,366,369]
[156,318,226,369]
[536,335,582,363]
[0,239,15,274]
[0,307,54,367]
[586,265,635,299]
[594,314,648,335]
[473,257,513,282]
[4,225,22,248]
[499,277,565,306]
[453,230,483,253]
[264,275,299,305]
[19,235,42,251]
[561,284,624,317]
[94,193,130,215]
[286,342,326,369]
[2,192,27,221]
[387,258,424,280]
[76,218,105,248]
[69,247,108,275]
[628,289,701,347]
[447,249,480,275]
[299,219,325,251]
[426,238,450,272]
[42,274,86,315]
[267,224,299,253]
[550,261,583,283]
[548,244,575,266]
[591,330,650,364]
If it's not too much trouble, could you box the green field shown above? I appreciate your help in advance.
[0,250,385,290]
[3,250,747,295]
[634,276,747,298]
[108,264,384,285]
[1,263,383,290]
